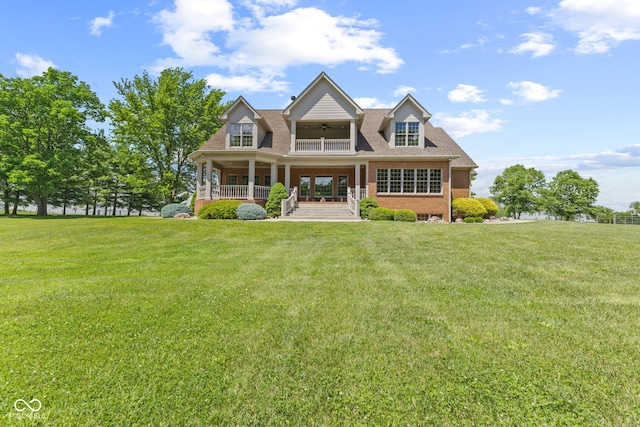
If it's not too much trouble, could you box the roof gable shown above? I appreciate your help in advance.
[283,72,364,121]
[387,94,431,121]
[221,96,262,121]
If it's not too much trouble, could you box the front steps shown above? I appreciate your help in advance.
[282,202,359,221]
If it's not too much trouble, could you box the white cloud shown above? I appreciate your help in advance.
[353,97,395,109]
[432,110,506,138]
[393,85,416,97]
[509,32,555,57]
[90,11,115,36]
[460,37,489,49]
[508,81,561,102]
[15,53,56,77]
[206,72,288,93]
[526,7,542,15]
[153,1,403,92]
[552,0,640,54]
[500,98,514,105]
[448,84,487,103]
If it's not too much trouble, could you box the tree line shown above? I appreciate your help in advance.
[490,164,639,221]
[0,67,228,216]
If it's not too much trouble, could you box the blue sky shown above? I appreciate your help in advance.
[1,0,639,210]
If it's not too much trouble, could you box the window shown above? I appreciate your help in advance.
[227,174,238,185]
[376,168,442,194]
[300,176,310,197]
[315,176,333,197]
[264,175,271,187]
[376,169,388,193]
[394,122,420,147]
[337,175,348,197]
[242,175,249,185]
[255,175,260,186]
[230,123,253,147]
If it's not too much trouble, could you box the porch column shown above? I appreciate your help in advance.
[270,162,278,186]
[248,159,255,200]
[285,163,291,193]
[196,162,203,198]
[205,159,212,200]
[290,120,297,152]
[354,163,361,200]
[365,162,369,197]
[350,119,356,151]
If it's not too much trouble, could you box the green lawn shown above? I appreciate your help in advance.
[1,217,639,426]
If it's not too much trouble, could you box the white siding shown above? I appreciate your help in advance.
[289,81,357,121]
[227,104,255,124]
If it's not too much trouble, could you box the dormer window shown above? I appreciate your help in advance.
[395,122,420,147]
[230,123,253,147]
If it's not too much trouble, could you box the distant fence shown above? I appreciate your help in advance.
[596,215,640,225]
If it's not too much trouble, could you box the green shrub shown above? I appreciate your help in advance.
[359,197,378,219]
[463,216,484,223]
[189,191,196,212]
[197,200,241,219]
[161,203,192,218]
[475,198,498,218]
[237,203,267,220]
[452,198,487,219]
[369,207,396,221]
[394,209,417,222]
[266,183,289,217]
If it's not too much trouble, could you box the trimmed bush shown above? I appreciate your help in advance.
[359,197,378,219]
[394,209,417,222]
[189,191,196,212]
[369,207,396,221]
[161,203,192,218]
[463,216,484,223]
[237,203,267,220]
[475,198,498,218]
[452,198,487,219]
[197,200,241,220]
[266,183,289,217]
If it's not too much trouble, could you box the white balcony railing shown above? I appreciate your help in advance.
[295,138,351,152]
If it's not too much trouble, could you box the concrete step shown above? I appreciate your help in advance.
[284,203,360,221]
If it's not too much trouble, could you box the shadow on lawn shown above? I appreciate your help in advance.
[0,214,158,220]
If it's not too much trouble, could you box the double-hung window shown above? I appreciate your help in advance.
[376,168,442,194]
[395,122,420,147]
[230,123,254,147]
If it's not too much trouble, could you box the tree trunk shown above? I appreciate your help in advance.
[112,189,118,216]
[34,194,48,216]
[3,188,10,215]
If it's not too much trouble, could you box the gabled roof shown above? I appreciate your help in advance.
[379,94,432,132]
[282,71,364,118]
[221,96,271,131]
[387,94,431,120]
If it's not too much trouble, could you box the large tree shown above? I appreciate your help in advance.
[544,169,599,221]
[489,164,546,219]
[0,69,105,215]
[109,68,227,205]
[629,201,640,216]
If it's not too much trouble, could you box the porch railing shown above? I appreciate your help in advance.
[347,187,359,218]
[254,185,271,200]
[281,187,298,217]
[295,138,351,152]
[198,185,272,200]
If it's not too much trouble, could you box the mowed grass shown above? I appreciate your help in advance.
[1,217,639,426]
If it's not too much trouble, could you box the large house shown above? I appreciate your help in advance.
[190,72,477,222]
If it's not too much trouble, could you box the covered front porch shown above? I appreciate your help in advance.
[193,156,369,212]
